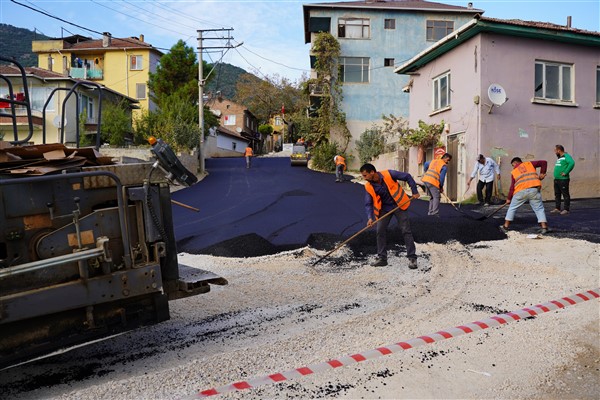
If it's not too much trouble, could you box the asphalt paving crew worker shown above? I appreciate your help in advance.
[244,146,254,169]
[551,144,575,216]
[334,155,346,182]
[422,153,452,217]
[467,154,501,206]
[500,157,549,234]
[360,163,420,269]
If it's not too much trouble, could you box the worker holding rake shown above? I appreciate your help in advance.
[360,163,420,269]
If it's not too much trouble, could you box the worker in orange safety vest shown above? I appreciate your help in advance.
[422,153,452,217]
[360,163,420,269]
[244,146,254,169]
[334,155,346,182]
[499,157,549,234]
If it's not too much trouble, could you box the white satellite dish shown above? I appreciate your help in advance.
[236,127,242,133]
[52,115,68,128]
[487,84,507,106]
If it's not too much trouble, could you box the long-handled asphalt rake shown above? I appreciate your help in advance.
[312,196,416,266]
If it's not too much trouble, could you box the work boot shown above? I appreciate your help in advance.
[371,257,388,267]
[560,210,570,215]
[408,258,418,270]
[550,208,561,214]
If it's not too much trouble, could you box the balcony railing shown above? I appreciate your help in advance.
[70,67,103,80]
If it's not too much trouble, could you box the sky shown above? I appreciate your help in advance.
[1,0,599,82]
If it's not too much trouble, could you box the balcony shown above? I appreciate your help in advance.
[70,67,103,80]
[309,83,326,96]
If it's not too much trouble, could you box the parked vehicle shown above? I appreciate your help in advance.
[290,145,309,166]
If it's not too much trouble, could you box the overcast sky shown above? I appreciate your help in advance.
[2,0,598,82]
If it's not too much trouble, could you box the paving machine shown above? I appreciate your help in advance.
[0,57,226,369]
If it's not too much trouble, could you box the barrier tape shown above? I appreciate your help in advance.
[187,288,599,398]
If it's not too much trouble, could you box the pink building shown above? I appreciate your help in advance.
[396,16,600,200]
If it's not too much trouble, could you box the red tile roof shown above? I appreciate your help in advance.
[67,37,158,51]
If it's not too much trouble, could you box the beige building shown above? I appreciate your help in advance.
[32,33,162,117]
[0,65,138,146]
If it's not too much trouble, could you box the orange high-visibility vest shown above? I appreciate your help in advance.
[244,147,253,157]
[365,170,411,218]
[512,161,541,194]
[422,159,445,188]
[335,156,346,171]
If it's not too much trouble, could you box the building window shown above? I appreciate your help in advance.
[224,114,236,125]
[384,58,395,67]
[427,20,454,41]
[432,72,451,111]
[309,17,331,34]
[30,86,54,112]
[535,61,573,102]
[130,55,143,70]
[384,19,395,30]
[136,83,146,99]
[596,66,600,105]
[338,18,370,39]
[79,94,95,122]
[340,57,370,83]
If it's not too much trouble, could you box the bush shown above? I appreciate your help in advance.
[309,142,344,172]
[355,125,385,164]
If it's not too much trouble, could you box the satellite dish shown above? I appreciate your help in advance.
[52,115,68,128]
[236,127,242,133]
[487,84,507,106]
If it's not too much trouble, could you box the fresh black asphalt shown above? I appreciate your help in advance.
[171,157,600,257]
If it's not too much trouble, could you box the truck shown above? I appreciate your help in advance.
[0,57,226,369]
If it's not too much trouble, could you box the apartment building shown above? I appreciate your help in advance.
[303,0,481,168]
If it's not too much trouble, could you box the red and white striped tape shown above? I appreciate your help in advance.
[187,288,599,398]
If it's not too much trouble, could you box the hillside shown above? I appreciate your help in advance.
[205,62,249,100]
[0,24,49,66]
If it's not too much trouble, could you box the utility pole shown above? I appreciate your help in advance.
[197,28,235,174]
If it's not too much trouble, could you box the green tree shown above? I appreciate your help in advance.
[234,72,304,124]
[258,124,273,136]
[148,40,206,104]
[307,32,349,148]
[381,114,444,149]
[355,125,385,165]
[100,100,132,146]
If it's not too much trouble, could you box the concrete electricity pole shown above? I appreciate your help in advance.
[197,28,236,174]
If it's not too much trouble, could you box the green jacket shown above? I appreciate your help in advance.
[553,152,575,180]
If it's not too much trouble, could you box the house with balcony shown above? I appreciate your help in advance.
[303,0,482,168]
[208,98,260,155]
[395,16,600,200]
[31,33,161,116]
[0,65,138,146]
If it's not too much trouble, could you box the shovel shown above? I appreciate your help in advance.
[483,202,508,219]
[312,196,416,266]
[440,191,486,221]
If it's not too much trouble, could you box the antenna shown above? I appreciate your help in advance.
[486,83,508,114]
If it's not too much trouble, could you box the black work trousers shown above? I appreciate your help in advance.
[376,208,416,260]
[476,180,494,204]
[554,179,571,211]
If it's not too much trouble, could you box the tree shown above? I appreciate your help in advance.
[100,100,132,146]
[234,72,304,124]
[306,32,350,148]
[148,40,212,104]
[381,114,444,149]
[142,40,218,151]
[355,125,385,164]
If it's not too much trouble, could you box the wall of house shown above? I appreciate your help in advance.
[204,134,246,158]
[403,32,599,200]
[308,9,476,169]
